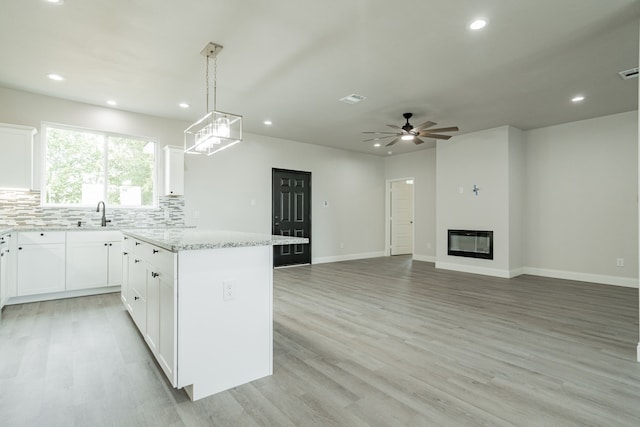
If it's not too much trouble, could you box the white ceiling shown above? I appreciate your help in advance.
[1,0,638,156]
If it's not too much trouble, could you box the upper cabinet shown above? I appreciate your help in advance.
[164,145,184,196]
[0,123,36,190]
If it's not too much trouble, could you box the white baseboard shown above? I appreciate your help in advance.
[523,267,638,288]
[412,254,436,263]
[435,261,512,278]
[6,286,121,305]
[313,251,385,265]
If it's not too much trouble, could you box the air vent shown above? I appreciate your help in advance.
[339,94,366,104]
[618,67,639,80]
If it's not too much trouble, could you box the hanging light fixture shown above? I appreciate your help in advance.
[184,42,242,155]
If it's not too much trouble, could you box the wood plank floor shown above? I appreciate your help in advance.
[1,256,639,426]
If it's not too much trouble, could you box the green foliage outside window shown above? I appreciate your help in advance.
[44,125,156,207]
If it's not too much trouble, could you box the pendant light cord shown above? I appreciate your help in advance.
[204,50,218,113]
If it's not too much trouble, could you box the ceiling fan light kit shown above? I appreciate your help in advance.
[184,42,243,156]
[363,112,459,148]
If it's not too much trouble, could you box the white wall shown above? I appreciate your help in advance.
[525,111,638,287]
[384,148,437,261]
[184,133,386,262]
[435,126,513,277]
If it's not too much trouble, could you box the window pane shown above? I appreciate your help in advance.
[107,137,155,207]
[45,127,104,205]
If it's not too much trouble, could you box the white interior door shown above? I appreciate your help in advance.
[390,180,414,255]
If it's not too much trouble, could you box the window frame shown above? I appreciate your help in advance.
[41,122,158,209]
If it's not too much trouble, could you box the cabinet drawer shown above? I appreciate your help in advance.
[146,246,175,276]
[67,230,121,243]
[18,231,65,245]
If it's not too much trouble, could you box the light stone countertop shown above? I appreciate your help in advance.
[121,228,309,252]
[0,225,194,235]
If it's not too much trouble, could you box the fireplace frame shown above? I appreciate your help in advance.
[447,229,493,260]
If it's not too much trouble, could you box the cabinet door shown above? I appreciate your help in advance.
[17,244,65,296]
[164,146,184,196]
[66,241,108,290]
[107,241,123,286]
[0,247,7,309]
[157,271,176,385]
[129,256,148,332]
[146,270,160,354]
[121,249,131,310]
[0,124,35,189]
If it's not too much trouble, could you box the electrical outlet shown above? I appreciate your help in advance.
[616,258,624,267]
[223,280,236,301]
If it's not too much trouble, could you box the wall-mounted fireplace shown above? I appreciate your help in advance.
[448,229,493,260]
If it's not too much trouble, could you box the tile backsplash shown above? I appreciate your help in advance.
[0,189,185,227]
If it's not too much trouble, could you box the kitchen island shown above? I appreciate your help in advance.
[120,228,308,401]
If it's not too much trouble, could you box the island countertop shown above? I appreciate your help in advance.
[121,228,309,252]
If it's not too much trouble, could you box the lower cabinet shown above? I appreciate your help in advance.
[124,237,177,386]
[66,231,122,290]
[17,232,66,296]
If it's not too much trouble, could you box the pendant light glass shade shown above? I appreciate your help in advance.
[184,110,242,155]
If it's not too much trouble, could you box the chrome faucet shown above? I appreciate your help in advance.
[96,201,108,227]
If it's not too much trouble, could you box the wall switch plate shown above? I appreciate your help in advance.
[616,258,624,267]
[223,280,236,301]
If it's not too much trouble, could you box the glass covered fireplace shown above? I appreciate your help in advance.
[448,229,493,260]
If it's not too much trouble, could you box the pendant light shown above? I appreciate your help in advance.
[184,42,242,155]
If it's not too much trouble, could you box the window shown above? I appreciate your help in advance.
[43,123,156,207]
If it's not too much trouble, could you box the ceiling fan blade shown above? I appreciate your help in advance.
[363,135,396,142]
[419,126,459,134]
[421,133,452,140]
[386,137,400,147]
[413,137,425,145]
[362,131,398,134]
[386,124,402,130]
[414,121,437,131]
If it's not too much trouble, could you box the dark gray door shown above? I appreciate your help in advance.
[272,169,311,267]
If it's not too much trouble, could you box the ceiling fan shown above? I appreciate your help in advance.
[363,112,459,147]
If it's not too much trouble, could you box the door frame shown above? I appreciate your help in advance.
[272,168,312,267]
[385,177,415,256]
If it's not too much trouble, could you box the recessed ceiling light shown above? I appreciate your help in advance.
[571,95,585,103]
[106,100,117,106]
[47,73,64,81]
[387,151,393,155]
[374,143,381,147]
[263,120,273,126]
[46,0,64,4]
[339,94,366,104]
[179,102,190,108]
[469,18,487,30]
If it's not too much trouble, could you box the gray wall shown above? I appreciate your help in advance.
[384,149,437,261]
[0,86,386,263]
[524,111,638,286]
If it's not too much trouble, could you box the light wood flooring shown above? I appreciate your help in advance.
[1,256,639,426]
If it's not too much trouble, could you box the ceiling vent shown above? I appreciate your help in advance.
[618,67,638,80]
[339,94,366,104]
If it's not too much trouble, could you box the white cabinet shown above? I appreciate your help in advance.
[0,123,36,189]
[0,236,8,310]
[66,231,122,290]
[0,233,16,310]
[17,231,66,296]
[164,145,184,196]
[124,238,177,386]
